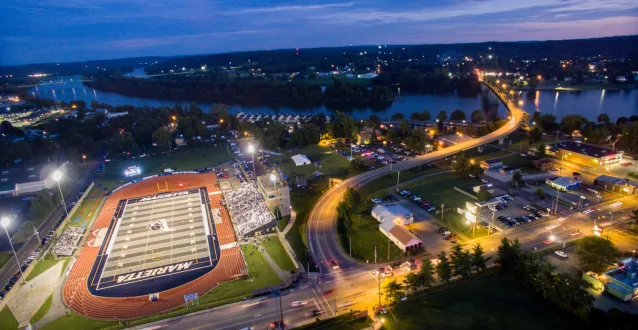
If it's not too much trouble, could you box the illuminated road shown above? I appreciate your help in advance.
[307,82,525,275]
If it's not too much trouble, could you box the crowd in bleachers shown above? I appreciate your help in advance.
[222,183,273,236]
[53,227,85,256]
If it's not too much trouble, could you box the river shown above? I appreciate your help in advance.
[28,76,637,121]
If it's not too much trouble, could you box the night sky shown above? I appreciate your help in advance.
[1,0,637,65]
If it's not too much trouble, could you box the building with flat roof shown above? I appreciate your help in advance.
[546,141,623,169]
[593,175,638,195]
[371,204,413,226]
[256,174,291,217]
[604,257,638,301]
[480,159,503,171]
[545,176,582,191]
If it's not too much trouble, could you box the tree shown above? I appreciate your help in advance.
[368,115,381,127]
[536,187,544,198]
[450,110,466,121]
[435,251,452,283]
[391,113,405,121]
[512,171,524,187]
[405,128,427,152]
[597,113,610,124]
[560,114,588,134]
[383,280,404,302]
[403,272,419,293]
[575,236,620,273]
[471,244,488,272]
[529,127,542,144]
[417,258,435,289]
[450,244,472,278]
[420,110,432,121]
[436,110,447,122]
[152,127,172,149]
[496,238,522,272]
[470,110,486,123]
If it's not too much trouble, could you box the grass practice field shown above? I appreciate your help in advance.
[344,214,405,263]
[385,271,586,330]
[262,236,296,272]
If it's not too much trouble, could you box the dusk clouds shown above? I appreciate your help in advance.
[1,0,637,65]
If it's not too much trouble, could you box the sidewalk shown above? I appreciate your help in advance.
[281,209,297,236]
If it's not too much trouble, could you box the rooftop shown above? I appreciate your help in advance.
[548,141,621,158]
[595,175,638,188]
[387,225,421,246]
[0,163,59,185]
[372,204,412,222]
[548,176,582,187]
[482,159,503,165]
[605,257,638,290]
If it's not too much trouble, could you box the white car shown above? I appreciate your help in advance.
[555,251,568,258]
[371,198,383,204]
[290,301,308,308]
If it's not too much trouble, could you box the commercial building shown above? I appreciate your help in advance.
[545,176,582,191]
[480,159,503,171]
[593,175,638,195]
[583,257,638,301]
[379,219,422,253]
[546,141,623,170]
[372,204,421,252]
[371,204,413,225]
[0,162,68,197]
[357,126,382,145]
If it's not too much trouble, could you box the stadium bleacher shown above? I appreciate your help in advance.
[222,182,273,236]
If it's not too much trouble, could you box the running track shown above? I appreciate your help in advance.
[62,173,246,319]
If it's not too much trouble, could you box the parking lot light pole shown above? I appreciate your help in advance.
[248,144,256,180]
[52,170,68,217]
[396,170,401,192]
[1,217,26,284]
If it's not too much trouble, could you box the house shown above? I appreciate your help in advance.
[357,126,381,145]
[379,220,422,252]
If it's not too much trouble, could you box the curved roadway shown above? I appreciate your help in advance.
[308,83,525,274]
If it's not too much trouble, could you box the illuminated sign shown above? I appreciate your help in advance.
[593,225,604,236]
[464,211,477,224]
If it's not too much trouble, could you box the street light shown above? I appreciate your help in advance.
[1,217,26,284]
[248,144,256,180]
[52,170,68,217]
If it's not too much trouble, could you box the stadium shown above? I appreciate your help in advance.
[62,172,249,319]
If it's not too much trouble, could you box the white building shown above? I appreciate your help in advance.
[371,204,421,252]
[379,219,422,253]
[371,204,413,225]
[0,162,68,196]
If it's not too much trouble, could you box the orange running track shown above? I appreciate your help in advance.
[63,173,246,319]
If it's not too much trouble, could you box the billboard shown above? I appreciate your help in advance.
[464,211,477,224]
[465,201,478,215]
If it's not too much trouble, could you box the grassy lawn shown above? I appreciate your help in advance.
[286,186,324,272]
[297,313,372,330]
[383,271,586,330]
[276,215,291,232]
[0,307,18,330]
[199,244,280,304]
[97,146,232,188]
[42,312,118,330]
[262,236,297,272]
[31,294,52,324]
[403,173,489,238]
[0,252,12,270]
[341,214,405,263]
[26,253,69,282]
[357,165,445,199]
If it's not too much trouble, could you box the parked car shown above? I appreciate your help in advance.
[555,251,568,258]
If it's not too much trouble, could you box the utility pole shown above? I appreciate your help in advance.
[490,209,496,235]
[387,239,390,261]
[279,291,284,329]
[349,235,352,257]
[396,170,401,192]
[554,189,561,215]
[374,245,377,265]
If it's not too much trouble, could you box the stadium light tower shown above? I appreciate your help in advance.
[248,144,256,180]
[1,217,26,284]
[52,170,68,217]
